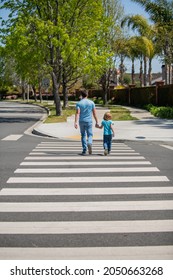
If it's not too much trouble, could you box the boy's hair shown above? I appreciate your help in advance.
[79,89,88,98]
[104,112,112,120]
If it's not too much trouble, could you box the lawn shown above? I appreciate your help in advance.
[109,106,138,121]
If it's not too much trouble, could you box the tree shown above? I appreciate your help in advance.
[121,14,155,85]
[99,0,124,104]
[2,15,49,101]
[1,0,109,114]
[131,0,173,84]
[0,46,14,92]
[113,36,129,85]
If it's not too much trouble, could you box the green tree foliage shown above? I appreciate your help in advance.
[99,0,124,104]
[131,0,173,84]
[1,0,114,114]
[121,14,155,86]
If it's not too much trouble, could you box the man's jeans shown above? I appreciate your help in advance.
[79,121,93,152]
[103,134,112,152]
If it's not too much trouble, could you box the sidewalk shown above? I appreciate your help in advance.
[33,106,173,142]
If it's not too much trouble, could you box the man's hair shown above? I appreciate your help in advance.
[79,89,88,98]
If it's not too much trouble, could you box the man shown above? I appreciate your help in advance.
[74,89,99,155]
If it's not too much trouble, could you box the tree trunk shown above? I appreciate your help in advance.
[139,58,143,87]
[62,74,68,109]
[52,71,62,116]
[103,86,108,105]
[32,85,37,101]
[143,56,147,86]
[38,82,43,103]
[131,58,135,84]
[21,83,25,100]
[148,58,152,85]
[119,55,125,85]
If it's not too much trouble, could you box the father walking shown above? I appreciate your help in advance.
[74,89,99,155]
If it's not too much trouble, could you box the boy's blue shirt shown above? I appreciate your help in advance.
[101,120,113,135]
[76,98,95,122]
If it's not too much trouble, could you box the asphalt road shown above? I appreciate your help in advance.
[0,101,173,260]
[0,101,47,186]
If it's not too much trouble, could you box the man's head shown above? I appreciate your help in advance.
[79,89,88,99]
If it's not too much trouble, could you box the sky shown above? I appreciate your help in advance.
[120,0,162,73]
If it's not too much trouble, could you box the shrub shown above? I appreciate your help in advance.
[145,104,173,119]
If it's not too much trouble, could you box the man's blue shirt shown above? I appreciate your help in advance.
[76,98,95,122]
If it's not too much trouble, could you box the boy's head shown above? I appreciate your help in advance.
[104,112,112,120]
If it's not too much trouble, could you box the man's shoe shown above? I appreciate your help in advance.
[104,149,108,156]
[88,144,92,155]
[81,150,86,155]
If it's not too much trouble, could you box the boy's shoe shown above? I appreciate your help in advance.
[104,149,108,156]
[88,144,92,155]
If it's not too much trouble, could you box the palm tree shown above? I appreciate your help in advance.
[121,14,156,85]
[113,37,130,85]
[131,0,173,84]
[127,36,145,85]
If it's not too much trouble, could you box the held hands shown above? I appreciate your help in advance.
[74,123,78,129]
[95,123,100,128]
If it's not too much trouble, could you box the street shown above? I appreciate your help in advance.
[0,102,173,259]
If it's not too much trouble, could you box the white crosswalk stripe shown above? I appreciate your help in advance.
[21,160,152,165]
[1,246,173,260]
[14,167,159,173]
[0,220,173,234]
[0,140,172,260]
[7,176,168,183]
[1,134,23,141]
[0,200,173,212]
[1,186,173,195]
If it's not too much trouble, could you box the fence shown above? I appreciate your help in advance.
[89,84,173,107]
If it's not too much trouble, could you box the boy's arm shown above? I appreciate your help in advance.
[111,123,115,136]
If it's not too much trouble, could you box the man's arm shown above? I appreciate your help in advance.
[92,108,99,127]
[74,108,80,129]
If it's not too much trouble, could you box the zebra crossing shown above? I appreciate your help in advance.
[0,140,173,260]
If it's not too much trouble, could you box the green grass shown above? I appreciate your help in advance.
[109,106,138,121]
[2,99,137,122]
[45,104,76,123]
[45,104,137,122]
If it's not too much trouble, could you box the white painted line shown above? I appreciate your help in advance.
[1,186,173,196]
[1,134,23,141]
[0,200,173,212]
[29,152,139,156]
[37,144,129,147]
[24,156,146,160]
[14,167,159,173]
[0,220,173,234]
[1,246,173,260]
[34,148,137,155]
[7,176,168,184]
[26,153,141,158]
[160,145,173,151]
[40,142,128,146]
[33,148,133,151]
[21,161,151,166]
[29,152,140,156]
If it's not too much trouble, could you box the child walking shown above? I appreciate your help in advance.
[97,112,115,155]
